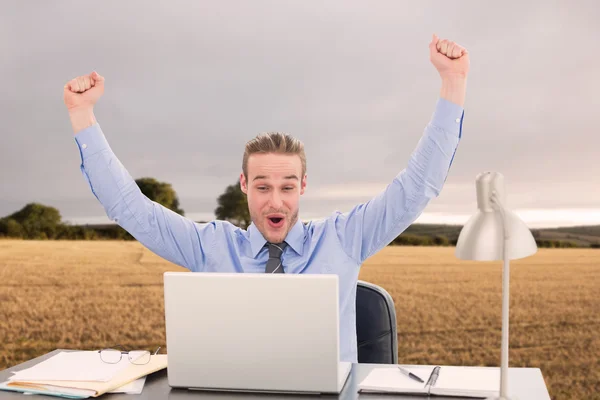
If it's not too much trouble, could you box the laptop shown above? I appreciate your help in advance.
[163,272,352,394]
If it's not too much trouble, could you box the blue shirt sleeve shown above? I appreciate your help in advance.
[73,124,216,271]
[333,98,464,263]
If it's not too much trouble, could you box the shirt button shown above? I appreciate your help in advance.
[455,118,461,123]
[82,144,88,149]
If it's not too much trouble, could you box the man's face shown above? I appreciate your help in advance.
[240,152,306,243]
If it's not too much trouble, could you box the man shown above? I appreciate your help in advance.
[63,34,468,363]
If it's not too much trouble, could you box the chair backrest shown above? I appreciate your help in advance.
[355,280,398,364]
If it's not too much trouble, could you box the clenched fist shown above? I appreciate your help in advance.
[63,71,105,112]
[429,34,469,79]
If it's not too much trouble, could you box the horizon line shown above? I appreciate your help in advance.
[62,208,600,230]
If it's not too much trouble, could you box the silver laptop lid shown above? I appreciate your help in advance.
[164,272,341,393]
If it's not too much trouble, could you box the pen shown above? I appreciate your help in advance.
[397,366,425,383]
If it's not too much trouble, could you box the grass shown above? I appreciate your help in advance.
[0,240,598,399]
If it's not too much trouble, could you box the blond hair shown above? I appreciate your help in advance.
[242,132,306,180]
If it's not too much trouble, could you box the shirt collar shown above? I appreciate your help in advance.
[248,218,306,258]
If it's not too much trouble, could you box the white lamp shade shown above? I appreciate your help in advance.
[455,209,538,261]
[455,172,538,261]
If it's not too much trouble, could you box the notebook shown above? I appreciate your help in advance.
[0,354,167,398]
[358,365,500,398]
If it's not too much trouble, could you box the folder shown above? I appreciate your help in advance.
[0,354,167,398]
[358,365,500,398]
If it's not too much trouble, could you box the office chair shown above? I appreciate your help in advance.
[355,280,398,364]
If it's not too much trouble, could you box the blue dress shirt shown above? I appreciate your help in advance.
[74,97,464,363]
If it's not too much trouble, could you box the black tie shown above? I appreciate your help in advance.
[265,242,287,273]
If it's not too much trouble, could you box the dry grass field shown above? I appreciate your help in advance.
[0,240,598,399]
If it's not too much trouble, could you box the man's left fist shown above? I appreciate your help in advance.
[429,34,470,79]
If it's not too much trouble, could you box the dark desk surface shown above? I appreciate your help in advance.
[0,350,551,400]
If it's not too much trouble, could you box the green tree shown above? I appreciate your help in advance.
[1,203,62,239]
[392,234,434,246]
[55,224,99,240]
[0,218,26,238]
[215,181,250,229]
[433,235,450,246]
[135,177,185,215]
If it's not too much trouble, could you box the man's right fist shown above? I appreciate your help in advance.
[63,71,105,111]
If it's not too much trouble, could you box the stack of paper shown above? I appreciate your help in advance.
[0,351,168,398]
[107,376,147,394]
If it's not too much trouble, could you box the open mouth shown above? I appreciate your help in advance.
[267,216,285,228]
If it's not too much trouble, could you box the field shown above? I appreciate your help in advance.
[0,240,598,399]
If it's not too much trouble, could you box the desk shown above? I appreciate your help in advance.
[0,350,551,400]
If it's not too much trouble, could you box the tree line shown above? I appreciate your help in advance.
[0,178,596,248]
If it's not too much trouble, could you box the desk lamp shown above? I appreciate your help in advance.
[455,172,537,400]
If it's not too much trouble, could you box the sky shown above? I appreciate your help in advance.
[1,0,598,229]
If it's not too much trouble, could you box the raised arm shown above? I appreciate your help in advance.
[64,72,216,271]
[334,34,469,263]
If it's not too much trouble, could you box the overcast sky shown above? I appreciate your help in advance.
[1,0,598,228]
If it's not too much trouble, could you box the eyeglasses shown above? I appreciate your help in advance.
[98,345,161,365]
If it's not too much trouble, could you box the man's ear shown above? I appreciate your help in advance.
[300,174,307,195]
[240,172,248,194]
